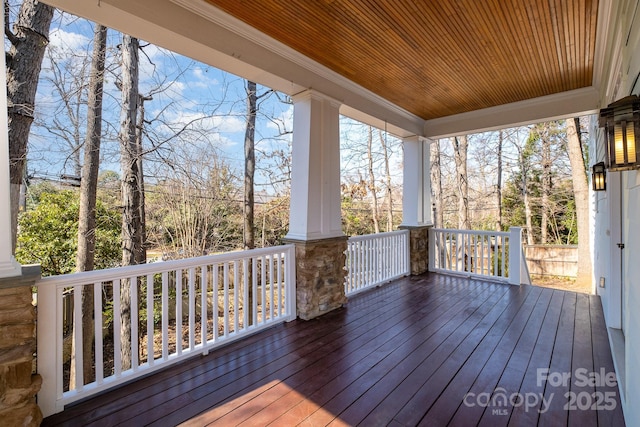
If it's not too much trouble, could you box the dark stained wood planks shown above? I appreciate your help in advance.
[42,273,623,427]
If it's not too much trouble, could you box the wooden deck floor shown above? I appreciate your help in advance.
[42,273,625,426]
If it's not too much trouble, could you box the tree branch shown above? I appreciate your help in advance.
[4,2,19,46]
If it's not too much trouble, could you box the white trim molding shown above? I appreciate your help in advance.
[424,87,600,139]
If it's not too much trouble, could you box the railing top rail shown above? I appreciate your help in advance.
[38,244,295,288]
[431,228,510,237]
[348,229,409,242]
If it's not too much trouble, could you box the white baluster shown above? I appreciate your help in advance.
[162,271,169,360]
[94,282,103,384]
[130,276,138,370]
[113,279,121,377]
[233,260,239,332]
[201,265,208,352]
[188,268,195,350]
[175,268,182,355]
[243,258,249,328]
[260,257,267,324]
[147,274,154,364]
[213,264,219,341]
[223,262,229,336]
[73,284,83,390]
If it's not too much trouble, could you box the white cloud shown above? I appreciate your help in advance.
[214,115,245,133]
[49,28,90,51]
[191,67,219,88]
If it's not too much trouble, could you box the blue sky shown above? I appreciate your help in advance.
[28,9,295,192]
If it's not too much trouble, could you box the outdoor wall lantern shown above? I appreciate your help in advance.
[599,95,640,171]
[592,162,606,191]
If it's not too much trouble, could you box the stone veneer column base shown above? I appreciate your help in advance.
[399,225,431,275]
[0,266,42,427]
[284,236,348,320]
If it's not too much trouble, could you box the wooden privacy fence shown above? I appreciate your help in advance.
[524,244,578,277]
[36,245,296,417]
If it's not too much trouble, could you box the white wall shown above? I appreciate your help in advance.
[591,1,640,424]
[623,172,640,423]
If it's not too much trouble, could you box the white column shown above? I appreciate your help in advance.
[0,10,22,278]
[401,136,432,227]
[285,90,343,241]
[509,227,522,285]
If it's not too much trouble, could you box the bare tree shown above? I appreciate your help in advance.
[119,34,143,268]
[39,43,88,176]
[540,128,552,244]
[6,0,54,250]
[135,93,151,264]
[367,126,380,233]
[452,136,469,229]
[118,34,142,370]
[379,129,394,232]
[430,139,444,229]
[71,23,108,388]
[520,142,535,245]
[566,118,592,288]
[244,80,257,250]
[146,150,242,257]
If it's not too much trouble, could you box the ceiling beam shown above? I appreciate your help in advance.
[423,87,600,139]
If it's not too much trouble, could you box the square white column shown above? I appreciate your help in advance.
[285,90,343,241]
[401,136,432,227]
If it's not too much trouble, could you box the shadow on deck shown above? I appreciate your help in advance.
[42,273,624,426]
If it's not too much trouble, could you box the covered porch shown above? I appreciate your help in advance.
[42,273,623,427]
[0,0,636,425]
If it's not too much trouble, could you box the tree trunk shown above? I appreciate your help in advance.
[367,126,380,233]
[430,140,444,228]
[524,189,535,245]
[452,136,469,229]
[496,131,503,232]
[244,81,256,250]
[566,118,592,288]
[71,23,107,388]
[243,81,257,326]
[118,34,141,371]
[135,94,151,264]
[540,132,552,244]
[119,35,142,267]
[520,147,535,245]
[6,0,54,251]
[379,130,394,232]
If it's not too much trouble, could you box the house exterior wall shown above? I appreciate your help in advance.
[590,1,640,425]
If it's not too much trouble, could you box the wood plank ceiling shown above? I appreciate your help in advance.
[204,0,599,121]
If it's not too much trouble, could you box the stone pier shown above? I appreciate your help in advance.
[399,225,431,275]
[285,236,348,320]
[0,266,42,426]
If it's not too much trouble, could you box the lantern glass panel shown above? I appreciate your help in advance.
[627,121,637,163]
[613,121,637,165]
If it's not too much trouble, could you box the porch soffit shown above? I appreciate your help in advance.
[203,0,600,124]
[40,0,605,137]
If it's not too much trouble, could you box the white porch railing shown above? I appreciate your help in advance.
[36,245,296,417]
[345,230,410,296]
[429,227,531,285]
